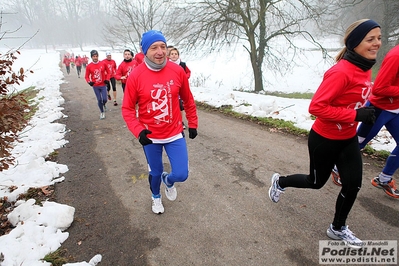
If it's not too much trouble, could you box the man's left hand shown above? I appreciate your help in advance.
[188,128,197,139]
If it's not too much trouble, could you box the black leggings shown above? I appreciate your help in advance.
[106,77,117,92]
[279,129,362,229]
[76,66,82,76]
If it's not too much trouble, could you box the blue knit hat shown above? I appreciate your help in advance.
[140,30,167,55]
[345,19,380,51]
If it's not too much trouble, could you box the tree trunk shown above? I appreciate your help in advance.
[250,55,264,92]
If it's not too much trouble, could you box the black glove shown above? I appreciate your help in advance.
[88,81,94,86]
[188,128,197,139]
[355,107,375,124]
[138,129,153,146]
[104,80,110,85]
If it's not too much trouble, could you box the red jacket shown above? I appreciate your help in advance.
[134,52,144,64]
[309,59,372,140]
[102,59,117,78]
[368,45,399,110]
[184,65,191,79]
[75,57,82,67]
[179,61,191,79]
[63,57,71,66]
[115,60,138,84]
[122,61,198,139]
[85,61,110,87]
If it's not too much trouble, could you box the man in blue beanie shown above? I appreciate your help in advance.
[140,30,167,55]
[122,30,198,214]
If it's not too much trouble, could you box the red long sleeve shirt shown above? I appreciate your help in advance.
[184,65,191,79]
[309,59,372,140]
[134,53,144,64]
[63,57,71,66]
[122,61,198,139]
[85,61,110,87]
[102,59,117,78]
[115,60,138,84]
[75,57,82,67]
[368,45,399,111]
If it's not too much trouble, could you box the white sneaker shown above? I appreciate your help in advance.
[100,112,105,119]
[268,173,285,203]
[151,196,164,214]
[326,224,364,249]
[161,172,177,201]
[103,104,107,112]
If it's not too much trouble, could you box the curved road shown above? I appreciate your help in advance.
[56,66,398,265]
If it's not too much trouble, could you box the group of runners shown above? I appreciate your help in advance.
[62,53,88,78]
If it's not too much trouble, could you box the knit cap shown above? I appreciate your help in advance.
[140,30,167,55]
[90,50,98,57]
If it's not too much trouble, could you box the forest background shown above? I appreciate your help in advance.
[0,0,398,93]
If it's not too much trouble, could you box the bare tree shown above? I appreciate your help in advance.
[177,0,336,92]
[29,0,59,52]
[58,0,107,50]
[1,0,107,49]
[105,0,178,53]
[318,0,399,69]
[3,0,64,49]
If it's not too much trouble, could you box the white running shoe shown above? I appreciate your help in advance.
[326,224,364,249]
[100,112,105,119]
[151,196,164,214]
[161,172,177,201]
[268,173,285,203]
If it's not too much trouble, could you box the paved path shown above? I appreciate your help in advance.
[56,66,398,266]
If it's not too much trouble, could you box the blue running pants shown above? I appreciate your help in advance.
[92,86,108,112]
[143,137,189,197]
[357,102,399,176]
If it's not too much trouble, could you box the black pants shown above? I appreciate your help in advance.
[279,129,362,229]
[106,77,116,92]
[76,66,82,76]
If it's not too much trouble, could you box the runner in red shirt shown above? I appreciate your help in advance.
[82,55,88,68]
[332,44,399,198]
[115,49,138,93]
[268,19,381,248]
[134,51,144,64]
[122,30,198,214]
[169,47,192,129]
[74,56,83,78]
[62,55,71,74]
[102,51,117,104]
[85,50,110,119]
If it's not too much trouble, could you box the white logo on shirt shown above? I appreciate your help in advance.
[93,68,102,83]
[127,66,133,76]
[357,81,373,108]
[148,83,172,124]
